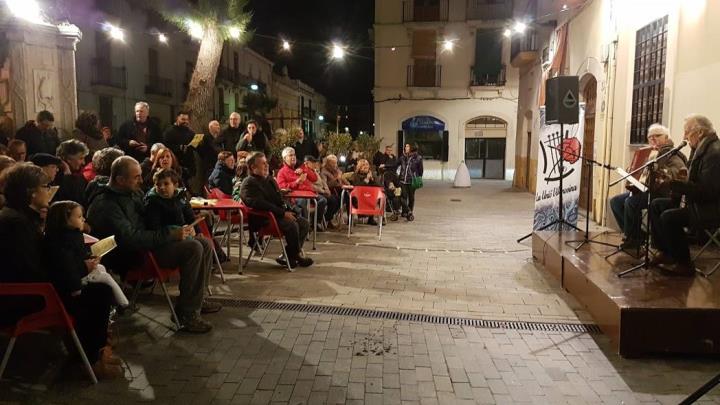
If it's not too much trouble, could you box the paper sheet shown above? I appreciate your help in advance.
[616,168,648,193]
[91,235,117,258]
[189,133,205,148]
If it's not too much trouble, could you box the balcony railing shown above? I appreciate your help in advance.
[407,64,442,87]
[470,65,506,86]
[217,65,237,83]
[91,58,127,89]
[145,75,173,97]
[403,0,449,22]
[511,29,539,64]
[466,0,512,20]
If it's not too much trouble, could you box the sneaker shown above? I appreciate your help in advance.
[178,314,213,334]
[276,255,288,267]
[389,213,399,221]
[92,359,123,380]
[201,300,222,314]
[296,257,314,267]
[407,212,415,222]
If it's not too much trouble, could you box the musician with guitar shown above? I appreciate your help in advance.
[609,124,688,252]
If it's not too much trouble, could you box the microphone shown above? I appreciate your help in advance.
[668,140,688,155]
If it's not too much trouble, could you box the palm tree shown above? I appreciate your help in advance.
[154,0,251,129]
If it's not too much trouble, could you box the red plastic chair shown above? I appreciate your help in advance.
[245,207,294,272]
[348,186,387,240]
[125,251,181,329]
[206,188,248,271]
[197,219,227,280]
[0,283,97,384]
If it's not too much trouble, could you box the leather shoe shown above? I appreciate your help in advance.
[201,300,222,314]
[296,257,314,267]
[275,255,287,267]
[649,252,675,267]
[662,261,696,277]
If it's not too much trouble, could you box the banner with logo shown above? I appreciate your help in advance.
[533,104,585,231]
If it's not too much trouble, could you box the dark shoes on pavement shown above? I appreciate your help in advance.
[276,254,313,270]
[660,261,696,277]
[179,313,213,334]
[649,251,675,267]
[201,300,222,314]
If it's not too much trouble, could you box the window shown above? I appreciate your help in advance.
[630,15,668,144]
[404,131,442,160]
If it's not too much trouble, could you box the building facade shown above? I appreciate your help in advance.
[374,0,519,181]
[512,0,720,225]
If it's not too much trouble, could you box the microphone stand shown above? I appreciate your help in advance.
[517,123,583,243]
[611,144,684,277]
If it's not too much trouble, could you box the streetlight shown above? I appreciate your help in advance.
[442,39,454,52]
[282,40,291,51]
[345,126,349,133]
[513,21,527,34]
[250,84,259,91]
[103,23,124,42]
[331,43,345,60]
[318,115,324,121]
[158,33,168,44]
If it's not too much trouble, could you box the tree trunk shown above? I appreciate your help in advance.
[184,24,223,132]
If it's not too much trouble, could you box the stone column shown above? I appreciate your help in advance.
[0,19,82,137]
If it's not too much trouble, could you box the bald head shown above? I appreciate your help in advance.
[110,156,142,192]
[208,120,221,137]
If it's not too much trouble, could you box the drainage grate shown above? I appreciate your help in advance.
[207,298,601,334]
[450,199,462,202]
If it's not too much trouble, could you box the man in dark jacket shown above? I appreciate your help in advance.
[216,112,243,152]
[53,139,90,206]
[116,102,163,162]
[86,156,219,333]
[163,110,197,179]
[237,120,271,156]
[239,153,313,269]
[293,127,319,165]
[15,110,60,158]
[651,114,720,276]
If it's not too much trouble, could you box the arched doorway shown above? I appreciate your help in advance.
[579,76,597,211]
[464,116,507,179]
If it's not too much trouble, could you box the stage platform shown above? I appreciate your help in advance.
[532,230,720,357]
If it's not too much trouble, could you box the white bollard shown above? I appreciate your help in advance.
[453,162,471,188]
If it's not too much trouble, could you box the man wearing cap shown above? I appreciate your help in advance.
[30,153,62,183]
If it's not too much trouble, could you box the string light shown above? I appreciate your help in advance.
[103,23,125,42]
[250,84,259,91]
[158,33,168,44]
[186,19,203,40]
[513,21,527,34]
[391,47,396,51]
[229,26,242,39]
[318,115,324,121]
[282,39,291,51]
[442,39,454,52]
[331,43,345,60]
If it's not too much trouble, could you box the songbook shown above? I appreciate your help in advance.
[189,133,205,148]
[90,235,117,258]
[190,197,217,207]
[616,168,648,193]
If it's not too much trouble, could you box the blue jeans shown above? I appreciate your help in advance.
[609,191,647,241]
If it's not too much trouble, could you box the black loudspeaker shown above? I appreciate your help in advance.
[545,76,579,125]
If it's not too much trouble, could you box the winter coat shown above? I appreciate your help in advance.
[276,163,318,192]
[321,167,346,190]
[349,171,380,187]
[85,175,110,207]
[648,142,687,197]
[399,153,424,185]
[143,187,195,230]
[53,168,88,206]
[43,228,90,297]
[116,118,162,161]
[239,174,289,220]
[217,126,243,152]
[0,206,47,283]
[293,139,319,163]
[208,161,235,196]
[236,131,271,156]
[163,124,197,178]
[15,120,60,158]
[671,133,720,228]
[86,184,174,275]
[72,128,107,158]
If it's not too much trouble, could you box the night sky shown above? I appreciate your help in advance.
[247,0,375,132]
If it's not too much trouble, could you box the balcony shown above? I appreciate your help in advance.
[217,65,238,84]
[466,0,512,20]
[470,65,506,87]
[403,0,448,22]
[90,58,127,89]
[511,30,539,68]
[407,64,442,87]
[145,75,173,97]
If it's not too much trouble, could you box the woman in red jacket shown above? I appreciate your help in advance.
[276,147,327,228]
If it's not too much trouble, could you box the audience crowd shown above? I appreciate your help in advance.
[0,102,425,381]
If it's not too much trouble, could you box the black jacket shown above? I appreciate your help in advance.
[44,228,90,296]
[15,120,60,158]
[53,169,88,207]
[217,126,243,152]
[208,161,235,196]
[672,133,720,227]
[144,188,195,230]
[163,124,197,177]
[237,132,271,156]
[116,118,162,161]
[86,184,173,275]
[294,138,319,162]
[0,206,47,282]
[85,175,110,207]
[240,174,289,220]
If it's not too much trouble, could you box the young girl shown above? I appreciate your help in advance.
[45,201,128,307]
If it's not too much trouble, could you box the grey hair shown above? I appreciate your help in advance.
[134,101,150,111]
[92,147,124,177]
[56,139,89,159]
[647,123,669,138]
[150,143,165,156]
[324,154,337,164]
[281,147,295,159]
[685,114,716,136]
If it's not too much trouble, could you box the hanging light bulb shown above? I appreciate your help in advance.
[513,21,527,34]
[103,23,125,42]
[158,33,168,44]
[229,26,242,39]
[442,39,454,52]
[187,19,203,40]
[282,40,291,51]
[331,43,345,60]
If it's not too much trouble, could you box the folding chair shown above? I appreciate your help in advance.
[245,207,295,272]
[0,283,98,384]
[125,252,182,329]
[694,226,720,277]
[348,186,387,241]
[197,219,227,282]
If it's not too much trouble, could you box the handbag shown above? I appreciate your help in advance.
[411,176,423,190]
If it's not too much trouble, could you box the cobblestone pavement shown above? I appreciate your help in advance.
[2,180,720,404]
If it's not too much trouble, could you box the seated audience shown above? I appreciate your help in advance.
[0,155,16,208]
[276,147,327,222]
[308,156,340,228]
[143,146,185,190]
[236,120,271,156]
[232,155,249,201]
[30,153,62,184]
[140,142,166,183]
[7,139,27,162]
[208,151,235,196]
[44,201,126,379]
[15,110,59,157]
[85,147,125,206]
[321,154,349,194]
[54,139,90,205]
[610,124,687,250]
[348,159,378,186]
[650,114,720,276]
[87,156,219,332]
[144,168,203,233]
[240,153,313,269]
[72,111,108,159]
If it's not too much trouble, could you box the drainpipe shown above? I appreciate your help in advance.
[598,38,618,225]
